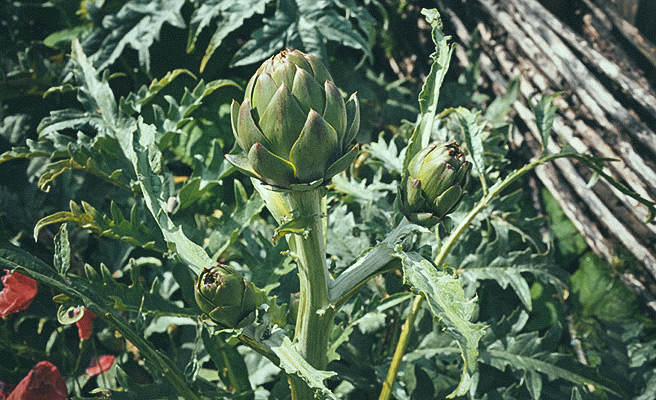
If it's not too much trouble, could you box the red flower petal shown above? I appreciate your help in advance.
[1,381,15,400]
[85,355,115,376]
[0,270,37,318]
[75,309,97,340]
[7,361,68,400]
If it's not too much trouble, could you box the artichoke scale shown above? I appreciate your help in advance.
[257,84,306,157]
[249,143,297,187]
[289,110,339,183]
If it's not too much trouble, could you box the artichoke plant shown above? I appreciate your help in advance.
[195,264,257,328]
[226,49,360,190]
[398,141,471,227]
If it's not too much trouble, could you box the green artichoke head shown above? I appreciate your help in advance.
[195,264,257,328]
[399,141,471,227]
[226,49,360,190]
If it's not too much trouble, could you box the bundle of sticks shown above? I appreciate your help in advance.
[431,0,656,313]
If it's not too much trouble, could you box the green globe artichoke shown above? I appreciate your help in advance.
[195,264,257,328]
[226,49,360,190]
[398,141,471,227]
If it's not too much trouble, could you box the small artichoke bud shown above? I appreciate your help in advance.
[226,49,360,190]
[399,141,471,227]
[195,264,257,328]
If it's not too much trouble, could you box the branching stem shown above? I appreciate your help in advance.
[379,153,574,400]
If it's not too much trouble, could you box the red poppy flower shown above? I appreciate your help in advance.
[6,361,67,400]
[85,355,115,376]
[0,381,15,400]
[75,309,97,340]
[0,270,37,318]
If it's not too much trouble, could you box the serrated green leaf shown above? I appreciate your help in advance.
[43,24,92,51]
[311,9,372,63]
[33,134,132,192]
[120,69,195,115]
[571,252,636,320]
[177,145,234,209]
[480,324,621,397]
[325,204,371,271]
[120,119,214,274]
[231,0,295,67]
[484,74,520,126]
[264,331,337,399]
[452,107,486,188]
[403,9,455,172]
[530,92,564,154]
[34,200,166,252]
[65,40,215,274]
[363,133,403,175]
[397,250,486,398]
[297,15,328,62]
[187,0,270,72]
[327,324,353,363]
[330,169,396,202]
[82,0,186,71]
[207,183,265,258]
[231,0,374,67]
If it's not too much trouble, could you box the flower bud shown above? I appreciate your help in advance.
[398,141,471,226]
[195,264,257,328]
[226,49,360,190]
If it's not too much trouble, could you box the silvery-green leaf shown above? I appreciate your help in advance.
[397,250,486,398]
[403,9,454,171]
[264,331,337,399]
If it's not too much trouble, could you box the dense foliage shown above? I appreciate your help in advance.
[1,1,655,399]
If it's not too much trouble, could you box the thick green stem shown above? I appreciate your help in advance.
[329,218,418,307]
[284,190,334,399]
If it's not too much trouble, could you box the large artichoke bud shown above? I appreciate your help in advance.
[226,49,360,190]
[398,141,471,227]
[195,264,257,328]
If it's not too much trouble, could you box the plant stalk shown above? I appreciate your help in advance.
[378,294,424,400]
[329,218,421,307]
[284,190,334,400]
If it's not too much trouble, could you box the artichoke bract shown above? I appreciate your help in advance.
[195,264,257,328]
[226,49,360,190]
[399,141,471,227]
